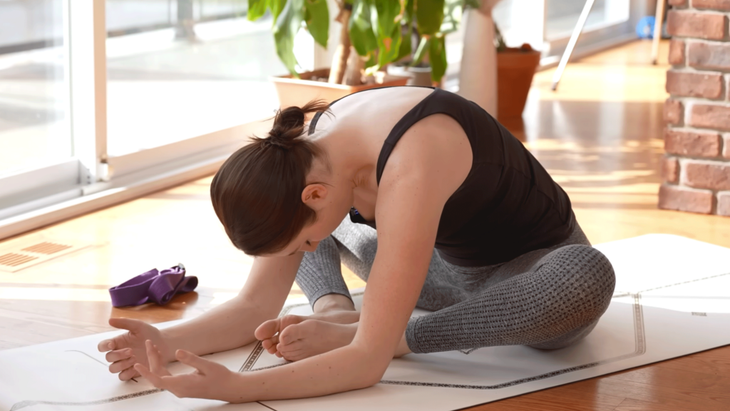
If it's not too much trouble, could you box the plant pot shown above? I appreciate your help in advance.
[386,62,433,87]
[496,48,541,120]
[271,68,409,109]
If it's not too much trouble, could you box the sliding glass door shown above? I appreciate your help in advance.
[0,0,79,221]
[0,0,286,238]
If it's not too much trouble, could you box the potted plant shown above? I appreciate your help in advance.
[246,0,479,107]
[494,24,540,121]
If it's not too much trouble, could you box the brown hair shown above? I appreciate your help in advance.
[210,100,330,255]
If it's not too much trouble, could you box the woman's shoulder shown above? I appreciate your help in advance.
[378,113,472,203]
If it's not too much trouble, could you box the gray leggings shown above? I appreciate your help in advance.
[295,217,616,353]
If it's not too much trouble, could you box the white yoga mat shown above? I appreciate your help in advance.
[1,234,729,411]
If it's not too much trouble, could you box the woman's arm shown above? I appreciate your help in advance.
[162,253,305,355]
[100,252,304,380]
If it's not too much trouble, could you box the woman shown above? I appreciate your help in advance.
[98,86,615,402]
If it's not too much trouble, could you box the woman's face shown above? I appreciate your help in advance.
[267,183,352,257]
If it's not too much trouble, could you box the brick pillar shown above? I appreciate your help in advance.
[659,1,730,216]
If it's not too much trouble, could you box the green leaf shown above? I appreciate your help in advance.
[415,0,444,35]
[412,36,430,64]
[247,0,268,21]
[463,0,481,9]
[304,0,329,48]
[273,0,305,76]
[373,0,400,37]
[270,0,287,21]
[395,21,412,61]
[429,35,447,83]
[371,1,402,67]
[349,0,378,56]
[402,0,414,24]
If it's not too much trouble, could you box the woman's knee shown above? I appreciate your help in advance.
[536,244,616,324]
[529,318,600,350]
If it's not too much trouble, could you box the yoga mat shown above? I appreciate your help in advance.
[1,234,729,411]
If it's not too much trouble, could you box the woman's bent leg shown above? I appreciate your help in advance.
[295,232,352,309]
[405,244,616,353]
[296,216,468,312]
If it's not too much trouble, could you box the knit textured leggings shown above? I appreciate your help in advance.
[295,217,616,353]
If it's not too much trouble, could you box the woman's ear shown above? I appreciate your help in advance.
[301,184,328,210]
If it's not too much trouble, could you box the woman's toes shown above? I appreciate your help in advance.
[254,318,281,340]
[262,338,278,354]
[279,314,306,329]
[279,322,307,345]
[278,341,304,361]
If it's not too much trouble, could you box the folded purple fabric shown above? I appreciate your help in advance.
[109,264,198,307]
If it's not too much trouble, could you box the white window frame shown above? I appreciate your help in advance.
[0,0,282,240]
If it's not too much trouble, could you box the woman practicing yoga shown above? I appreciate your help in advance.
[98,86,615,402]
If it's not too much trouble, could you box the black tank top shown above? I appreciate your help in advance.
[309,87,576,266]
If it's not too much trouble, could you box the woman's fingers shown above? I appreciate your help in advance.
[175,350,216,375]
[118,366,140,381]
[98,318,144,352]
[145,340,169,376]
[105,348,133,363]
[97,339,115,352]
[108,317,144,333]
[134,363,164,386]
[109,356,137,374]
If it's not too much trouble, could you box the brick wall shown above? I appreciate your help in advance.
[660,0,730,216]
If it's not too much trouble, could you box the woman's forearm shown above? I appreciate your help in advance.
[231,343,387,403]
[161,295,276,357]
[161,254,303,358]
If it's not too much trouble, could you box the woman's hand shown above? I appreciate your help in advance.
[135,340,245,403]
[97,318,174,381]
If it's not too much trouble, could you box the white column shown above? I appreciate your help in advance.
[63,0,109,184]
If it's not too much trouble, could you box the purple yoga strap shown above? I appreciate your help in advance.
[109,264,198,307]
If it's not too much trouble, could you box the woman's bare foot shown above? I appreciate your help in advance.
[254,310,360,356]
[276,320,358,361]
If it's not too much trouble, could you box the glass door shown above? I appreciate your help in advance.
[1,0,295,239]
[0,0,80,221]
[104,0,284,178]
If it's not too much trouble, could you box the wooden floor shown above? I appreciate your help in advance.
[1,40,729,410]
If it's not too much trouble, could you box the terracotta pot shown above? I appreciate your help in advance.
[271,68,409,108]
[496,48,541,120]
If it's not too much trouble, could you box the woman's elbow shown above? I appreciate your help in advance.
[351,348,391,388]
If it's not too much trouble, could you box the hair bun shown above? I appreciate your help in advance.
[257,100,330,150]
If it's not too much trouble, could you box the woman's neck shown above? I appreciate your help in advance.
[309,129,372,189]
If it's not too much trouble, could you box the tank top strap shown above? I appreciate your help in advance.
[375,88,466,184]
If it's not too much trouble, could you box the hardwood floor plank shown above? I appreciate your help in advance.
[613,396,730,411]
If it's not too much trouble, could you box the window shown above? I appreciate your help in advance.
[0,0,285,239]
